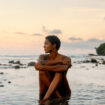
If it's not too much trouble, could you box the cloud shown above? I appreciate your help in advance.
[62,41,92,49]
[32,33,43,36]
[69,37,82,41]
[62,38,105,50]
[48,29,62,35]
[87,38,104,43]
[14,25,62,37]
[15,32,43,37]
[104,17,105,20]
[42,25,62,35]
[15,32,27,35]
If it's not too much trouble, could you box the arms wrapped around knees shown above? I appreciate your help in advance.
[35,55,72,72]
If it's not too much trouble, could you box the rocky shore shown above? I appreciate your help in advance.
[73,55,105,65]
[0,60,36,69]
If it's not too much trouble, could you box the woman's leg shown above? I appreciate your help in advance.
[39,71,61,100]
[42,72,63,101]
[63,75,71,96]
[39,71,51,100]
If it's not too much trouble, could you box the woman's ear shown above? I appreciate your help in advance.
[53,44,56,49]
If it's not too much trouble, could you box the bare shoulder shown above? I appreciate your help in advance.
[59,54,71,61]
[59,54,72,67]
[39,54,49,60]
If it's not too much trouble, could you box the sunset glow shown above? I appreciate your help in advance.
[0,0,105,55]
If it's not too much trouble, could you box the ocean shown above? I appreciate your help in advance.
[0,54,105,105]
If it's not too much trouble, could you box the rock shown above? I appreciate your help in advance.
[91,58,97,63]
[102,60,105,64]
[96,63,98,66]
[8,81,11,84]
[9,60,22,65]
[14,61,21,64]
[100,58,104,61]
[0,72,4,74]
[83,60,90,63]
[28,62,36,66]
[88,54,97,56]
[0,85,4,87]
[76,61,82,64]
[73,62,76,63]
[19,63,24,65]
[9,60,14,63]
[14,65,20,69]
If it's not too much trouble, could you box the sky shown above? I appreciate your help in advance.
[0,0,105,55]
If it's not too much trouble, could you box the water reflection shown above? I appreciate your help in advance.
[38,96,71,105]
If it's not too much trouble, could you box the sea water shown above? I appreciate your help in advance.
[0,55,105,105]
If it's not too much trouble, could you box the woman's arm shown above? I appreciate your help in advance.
[35,64,69,72]
[39,57,71,66]
[35,57,72,72]
[39,59,62,65]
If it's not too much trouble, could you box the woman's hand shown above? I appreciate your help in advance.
[62,59,70,65]
[34,61,43,71]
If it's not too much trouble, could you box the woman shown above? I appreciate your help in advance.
[34,35,72,104]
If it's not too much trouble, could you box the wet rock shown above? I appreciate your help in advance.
[88,54,97,56]
[83,60,90,63]
[0,85,4,87]
[73,62,76,63]
[0,72,4,74]
[91,58,97,63]
[19,63,24,65]
[8,81,11,84]
[14,65,20,69]
[83,59,98,64]
[96,63,98,66]
[28,62,36,66]
[102,60,105,64]
[100,58,104,61]
[14,61,21,64]
[75,61,82,64]
[9,60,14,63]
[9,60,23,65]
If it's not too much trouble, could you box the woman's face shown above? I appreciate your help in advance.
[44,39,55,53]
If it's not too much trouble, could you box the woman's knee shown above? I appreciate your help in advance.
[55,73,63,80]
[39,71,46,75]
